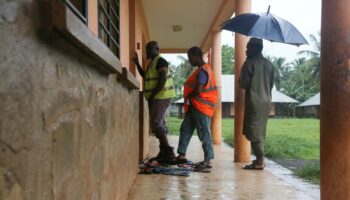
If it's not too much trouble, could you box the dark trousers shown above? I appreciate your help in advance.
[148,98,171,136]
[251,141,264,159]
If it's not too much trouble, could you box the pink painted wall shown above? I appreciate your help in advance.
[120,0,130,70]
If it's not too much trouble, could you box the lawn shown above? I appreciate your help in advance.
[168,117,320,160]
[167,116,320,183]
[222,118,320,160]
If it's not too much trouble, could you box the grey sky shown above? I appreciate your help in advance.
[164,0,321,65]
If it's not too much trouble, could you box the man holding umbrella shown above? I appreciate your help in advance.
[222,7,307,170]
[239,38,274,170]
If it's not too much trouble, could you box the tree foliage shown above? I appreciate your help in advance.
[298,33,321,79]
[263,34,320,102]
[171,55,195,100]
[222,44,235,74]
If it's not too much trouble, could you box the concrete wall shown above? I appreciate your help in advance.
[0,1,140,199]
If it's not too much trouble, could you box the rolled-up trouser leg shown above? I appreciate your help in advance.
[251,141,264,159]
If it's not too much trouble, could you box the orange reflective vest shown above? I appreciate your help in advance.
[183,64,218,117]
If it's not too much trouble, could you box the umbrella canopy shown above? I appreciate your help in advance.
[221,10,308,46]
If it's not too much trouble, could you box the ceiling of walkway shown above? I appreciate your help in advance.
[141,0,236,53]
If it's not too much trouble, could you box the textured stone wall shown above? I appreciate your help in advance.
[0,1,140,199]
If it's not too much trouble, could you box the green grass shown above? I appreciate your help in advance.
[167,116,320,183]
[221,118,320,160]
[293,162,320,184]
[167,116,183,135]
[168,117,320,160]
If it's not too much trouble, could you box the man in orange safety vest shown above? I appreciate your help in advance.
[176,46,218,172]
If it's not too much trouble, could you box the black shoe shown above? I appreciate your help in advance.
[157,146,176,164]
[155,145,165,160]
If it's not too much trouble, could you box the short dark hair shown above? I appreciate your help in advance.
[188,46,203,57]
[146,41,158,49]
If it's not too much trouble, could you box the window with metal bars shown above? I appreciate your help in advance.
[62,0,87,24]
[98,0,120,58]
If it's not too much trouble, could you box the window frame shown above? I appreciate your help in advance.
[41,0,139,89]
[62,0,88,24]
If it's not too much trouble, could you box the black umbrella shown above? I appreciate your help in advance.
[221,6,308,46]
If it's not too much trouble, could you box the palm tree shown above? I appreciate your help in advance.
[266,56,289,90]
[290,57,306,68]
[298,33,321,78]
[171,55,195,99]
[280,56,319,102]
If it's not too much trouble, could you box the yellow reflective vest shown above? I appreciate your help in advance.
[144,55,175,100]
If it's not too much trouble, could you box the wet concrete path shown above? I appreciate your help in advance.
[128,136,319,200]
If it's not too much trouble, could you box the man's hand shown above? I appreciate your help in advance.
[133,52,140,65]
[133,52,145,77]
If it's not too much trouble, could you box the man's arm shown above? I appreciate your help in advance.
[187,69,207,98]
[132,52,145,77]
[186,83,204,98]
[239,62,253,89]
[270,65,275,90]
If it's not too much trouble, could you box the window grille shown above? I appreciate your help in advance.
[98,0,120,58]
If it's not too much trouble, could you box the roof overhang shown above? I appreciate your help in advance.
[141,0,235,53]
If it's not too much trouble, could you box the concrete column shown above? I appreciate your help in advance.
[234,0,251,162]
[129,0,136,75]
[211,31,222,144]
[208,49,211,66]
[87,0,98,36]
[321,1,350,199]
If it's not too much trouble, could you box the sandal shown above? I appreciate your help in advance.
[193,161,212,173]
[175,155,188,164]
[242,160,264,170]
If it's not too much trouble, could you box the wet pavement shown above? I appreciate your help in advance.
[128,136,319,200]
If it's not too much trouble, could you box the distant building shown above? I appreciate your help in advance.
[297,92,320,118]
[172,75,298,118]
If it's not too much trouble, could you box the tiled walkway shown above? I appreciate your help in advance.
[128,136,319,200]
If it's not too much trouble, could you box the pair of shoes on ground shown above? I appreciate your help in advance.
[242,160,264,170]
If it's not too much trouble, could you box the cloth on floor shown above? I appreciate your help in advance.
[139,158,193,177]
[153,166,192,177]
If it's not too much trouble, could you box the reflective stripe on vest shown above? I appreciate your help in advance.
[194,96,216,108]
[184,82,217,93]
[183,64,218,117]
[144,86,174,93]
[144,55,175,100]
[145,74,172,81]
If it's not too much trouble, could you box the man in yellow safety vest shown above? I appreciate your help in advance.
[133,41,176,163]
